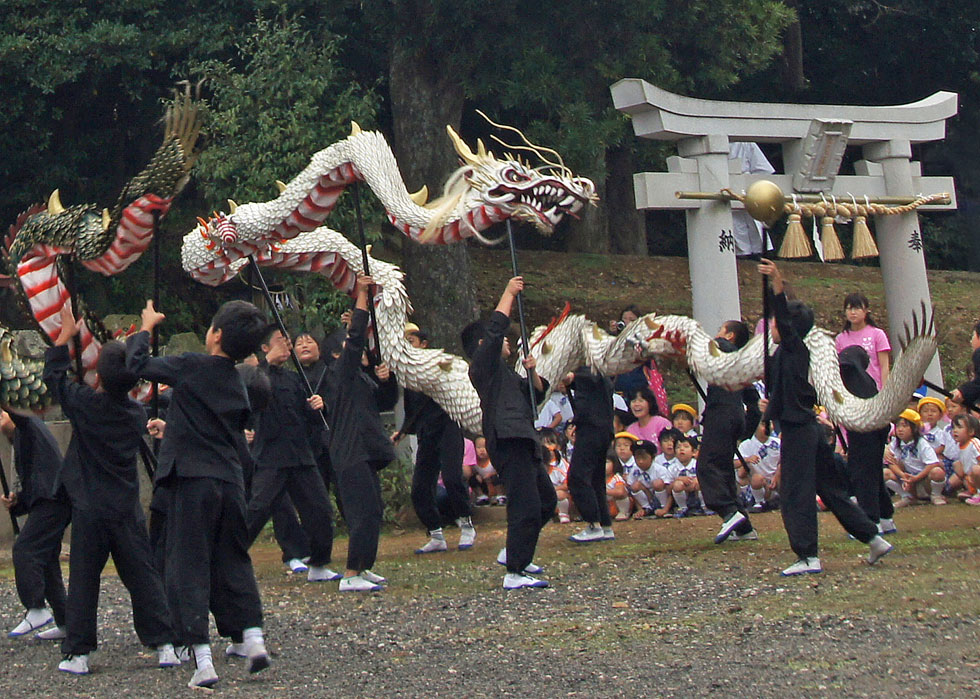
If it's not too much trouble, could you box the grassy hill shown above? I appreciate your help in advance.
[467,248,980,405]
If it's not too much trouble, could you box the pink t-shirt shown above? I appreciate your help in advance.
[626,416,672,445]
[836,325,891,388]
[463,439,477,468]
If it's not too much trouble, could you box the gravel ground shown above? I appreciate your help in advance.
[1,505,979,698]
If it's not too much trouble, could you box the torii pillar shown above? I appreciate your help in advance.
[611,79,957,385]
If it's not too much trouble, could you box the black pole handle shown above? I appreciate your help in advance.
[352,182,382,366]
[506,220,538,411]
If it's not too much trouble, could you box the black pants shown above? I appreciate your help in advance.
[12,496,70,626]
[779,421,878,560]
[411,418,471,531]
[848,428,893,523]
[566,426,612,526]
[272,495,312,563]
[166,477,263,645]
[63,505,174,655]
[247,466,334,567]
[699,405,753,531]
[335,461,383,571]
[492,438,557,574]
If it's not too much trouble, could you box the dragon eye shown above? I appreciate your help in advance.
[505,168,531,183]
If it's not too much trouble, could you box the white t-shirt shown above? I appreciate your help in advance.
[738,435,781,478]
[548,459,569,487]
[652,454,676,484]
[535,394,573,430]
[891,437,938,476]
[956,438,980,473]
[672,457,698,479]
[922,423,955,458]
[625,461,656,489]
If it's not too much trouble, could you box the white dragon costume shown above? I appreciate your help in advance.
[180,122,938,434]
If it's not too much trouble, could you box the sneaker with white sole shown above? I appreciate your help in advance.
[781,557,822,576]
[245,641,270,674]
[878,518,897,535]
[967,494,980,506]
[495,548,542,574]
[339,575,382,592]
[188,665,219,688]
[58,654,90,675]
[930,494,947,505]
[894,497,914,508]
[601,526,615,540]
[307,566,343,582]
[225,643,247,658]
[415,534,448,554]
[36,625,66,641]
[714,511,747,544]
[568,524,604,543]
[494,495,507,506]
[729,529,759,542]
[360,570,387,585]
[867,535,894,565]
[287,558,309,574]
[475,495,490,506]
[158,644,181,667]
[457,518,476,550]
[9,609,53,638]
[502,573,549,589]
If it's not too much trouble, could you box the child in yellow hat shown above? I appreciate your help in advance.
[884,409,947,506]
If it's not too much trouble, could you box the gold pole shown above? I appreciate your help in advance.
[675,191,952,206]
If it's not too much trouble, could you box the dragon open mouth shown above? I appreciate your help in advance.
[488,180,591,233]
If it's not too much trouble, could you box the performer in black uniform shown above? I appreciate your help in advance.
[565,366,615,543]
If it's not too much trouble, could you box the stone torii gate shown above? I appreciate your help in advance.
[610,79,957,384]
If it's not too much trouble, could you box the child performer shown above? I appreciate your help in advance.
[565,366,615,543]
[46,305,178,676]
[318,275,396,591]
[758,259,891,576]
[1,409,70,641]
[696,321,760,544]
[245,329,339,582]
[127,300,270,687]
[394,329,475,555]
[463,276,555,590]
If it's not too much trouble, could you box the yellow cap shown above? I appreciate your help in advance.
[917,396,946,414]
[671,403,697,419]
[614,431,638,442]
[898,408,922,427]
[404,322,420,336]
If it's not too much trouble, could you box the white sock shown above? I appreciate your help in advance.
[931,479,944,497]
[557,499,570,516]
[654,489,669,508]
[456,517,473,529]
[615,497,631,515]
[885,479,902,495]
[751,487,766,504]
[633,490,650,510]
[674,490,688,509]
[243,627,263,646]
[429,528,445,540]
[25,608,50,626]
[698,492,706,508]
[193,643,213,669]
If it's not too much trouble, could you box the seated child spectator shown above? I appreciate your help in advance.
[671,435,700,518]
[671,403,699,437]
[944,399,968,496]
[884,409,946,506]
[612,408,632,434]
[626,440,658,518]
[918,397,954,464]
[465,437,503,506]
[540,429,571,522]
[605,454,631,521]
[951,413,980,505]
[563,422,577,461]
[737,419,781,512]
[651,428,681,517]
[612,431,638,475]
[626,387,671,443]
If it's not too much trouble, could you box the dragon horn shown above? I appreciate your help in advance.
[409,185,428,206]
[227,199,238,214]
[476,138,488,158]
[101,208,111,232]
[350,121,362,136]
[446,125,480,165]
[47,189,65,215]
[275,180,287,193]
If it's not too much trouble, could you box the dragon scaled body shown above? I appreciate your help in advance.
[3,93,202,397]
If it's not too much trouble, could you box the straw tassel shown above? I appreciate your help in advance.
[851,206,879,259]
[778,212,812,259]
[820,216,845,261]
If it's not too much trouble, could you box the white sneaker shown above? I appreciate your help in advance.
[36,625,67,641]
[157,644,181,667]
[225,643,247,658]
[930,494,947,505]
[58,654,90,675]
[781,557,822,576]
[287,558,309,574]
[714,511,747,544]
[729,529,759,542]
[360,570,387,585]
[601,526,615,540]
[9,609,53,637]
[502,573,549,589]
[307,566,343,582]
[868,535,894,565]
[339,575,382,592]
[188,665,219,688]
[879,518,897,535]
[415,535,448,554]
[568,524,604,543]
[457,520,476,550]
[495,548,542,574]
[245,640,270,674]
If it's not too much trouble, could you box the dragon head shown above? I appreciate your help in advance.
[444,118,597,235]
[8,190,111,264]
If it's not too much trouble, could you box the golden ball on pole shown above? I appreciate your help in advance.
[744,180,786,226]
